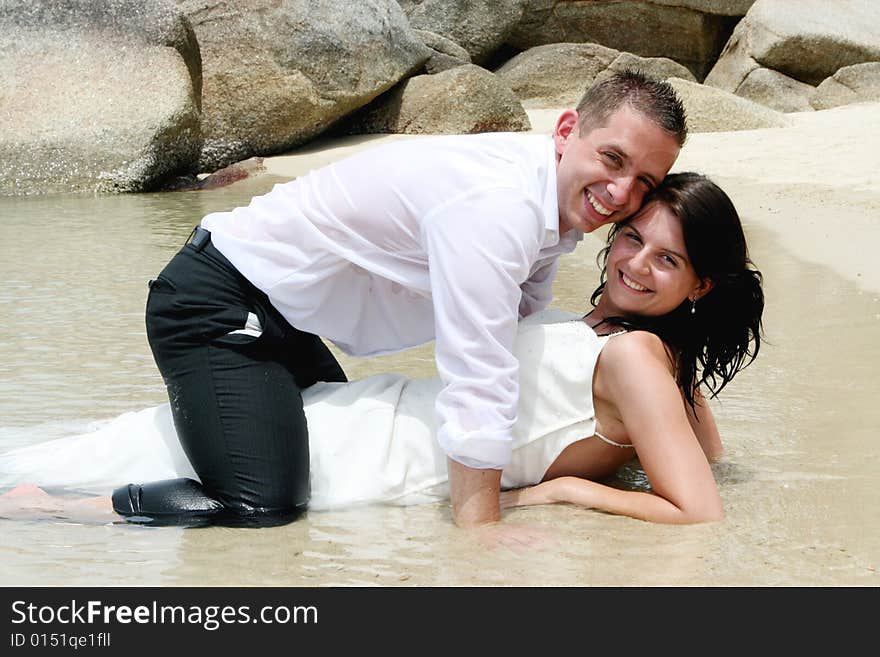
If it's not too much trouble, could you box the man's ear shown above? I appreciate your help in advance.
[553,110,579,156]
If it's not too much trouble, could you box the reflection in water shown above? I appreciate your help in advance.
[0,184,877,586]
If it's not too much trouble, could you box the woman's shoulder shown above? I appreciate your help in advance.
[518,308,581,327]
[601,329,672,369]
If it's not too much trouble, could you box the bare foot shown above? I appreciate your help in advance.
[0,484,114,522]
[0,483,51,500]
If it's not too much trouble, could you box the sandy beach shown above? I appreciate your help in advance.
[264,101,880,295]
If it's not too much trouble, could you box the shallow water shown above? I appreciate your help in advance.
[0,176,877,587]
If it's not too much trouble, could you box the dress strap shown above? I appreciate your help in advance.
[594,431,633,448]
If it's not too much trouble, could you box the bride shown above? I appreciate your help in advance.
[0,173,764,525]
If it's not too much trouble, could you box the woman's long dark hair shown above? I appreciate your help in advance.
[589,172,764,409]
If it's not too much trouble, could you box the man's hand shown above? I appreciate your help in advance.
[467,522,559,553]
[446,457,501,528]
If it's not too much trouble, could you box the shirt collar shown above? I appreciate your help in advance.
[542,135,559,236]
[540,136,582,251]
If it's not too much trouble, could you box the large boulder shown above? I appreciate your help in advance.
[0,0,202,195]
[496,43,695,108]
[638,1,755,12]
[413,29,472,74]
[398,0,525,65]
[506,0,748,80]
[735,68,816,113]
[667,77,787,132]
[344,64,531,135]
[811,62,880,110]
[175,0,430,170]
[705,0,880,92]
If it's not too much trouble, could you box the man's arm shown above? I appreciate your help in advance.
[421,189,546,527]
[447,458,502,527]
[518,258,560,319]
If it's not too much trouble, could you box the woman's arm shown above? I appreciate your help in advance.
[502,332,724,524]
[686,389,724,462]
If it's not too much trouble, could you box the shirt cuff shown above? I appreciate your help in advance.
[437,425,512,470]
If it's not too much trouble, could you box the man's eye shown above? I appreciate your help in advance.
[639,177,654,190]
[603,152,622,166]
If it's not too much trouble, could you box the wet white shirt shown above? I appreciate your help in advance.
[201,132,582,470]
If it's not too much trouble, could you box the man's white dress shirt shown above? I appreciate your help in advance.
[202,132,582,470]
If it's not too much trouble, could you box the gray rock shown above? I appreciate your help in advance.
[346,64,531,135]
[667,77,788,132]
[736,67,816,113]
[0,0,202,195]
[603,52,698,82]
[495,43,619,109]
[705,0,880,89]
[496,44,695,109]
[642,0,755,15]
[811,62,880,110]
[507,0,741,80]
[413,29,472,74]
[399,0,525,65]
[176,0,430,170]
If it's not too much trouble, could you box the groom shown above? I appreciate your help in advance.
[118,70,686,528]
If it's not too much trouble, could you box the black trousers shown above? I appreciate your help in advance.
[112,228,346,526]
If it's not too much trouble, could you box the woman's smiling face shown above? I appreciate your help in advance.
[601,201,711,318]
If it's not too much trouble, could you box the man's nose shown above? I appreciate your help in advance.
[608,176,636,205]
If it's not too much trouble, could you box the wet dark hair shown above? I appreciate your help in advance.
[576,69,688,147]
[589,172,764,409]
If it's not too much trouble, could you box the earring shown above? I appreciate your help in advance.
[690,297,697,315]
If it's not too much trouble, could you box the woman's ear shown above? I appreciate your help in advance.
[694,278,714,300]
[553,110,579,156]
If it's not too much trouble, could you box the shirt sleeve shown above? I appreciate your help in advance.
[518,257,560,319]
[421,187,545,470]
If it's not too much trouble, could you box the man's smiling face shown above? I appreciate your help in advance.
[554,104,681,235]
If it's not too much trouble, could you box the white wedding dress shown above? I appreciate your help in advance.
[0,310,613,510]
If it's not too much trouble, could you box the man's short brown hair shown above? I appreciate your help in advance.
[576,69,687,147]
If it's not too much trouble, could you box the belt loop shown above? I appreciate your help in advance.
[187,225,211,251]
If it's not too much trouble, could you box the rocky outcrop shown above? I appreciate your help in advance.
[496,43,695,108]
[175,0,430,170]
[506,0,745,80]
[0,0,202,195]
[667,77,787,132]
[399,0,525,65]
[811,62,880,110]
[5,0,876,196]
[344,64,531,135]
[705,0,880,93]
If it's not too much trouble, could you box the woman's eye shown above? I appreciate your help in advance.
[661,255,678,267]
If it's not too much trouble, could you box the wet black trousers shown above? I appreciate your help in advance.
[111,228,346,526]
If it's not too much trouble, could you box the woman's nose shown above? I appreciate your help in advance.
[629,248,651,273]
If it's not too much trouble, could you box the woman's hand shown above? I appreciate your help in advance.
[499,481,559,509]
